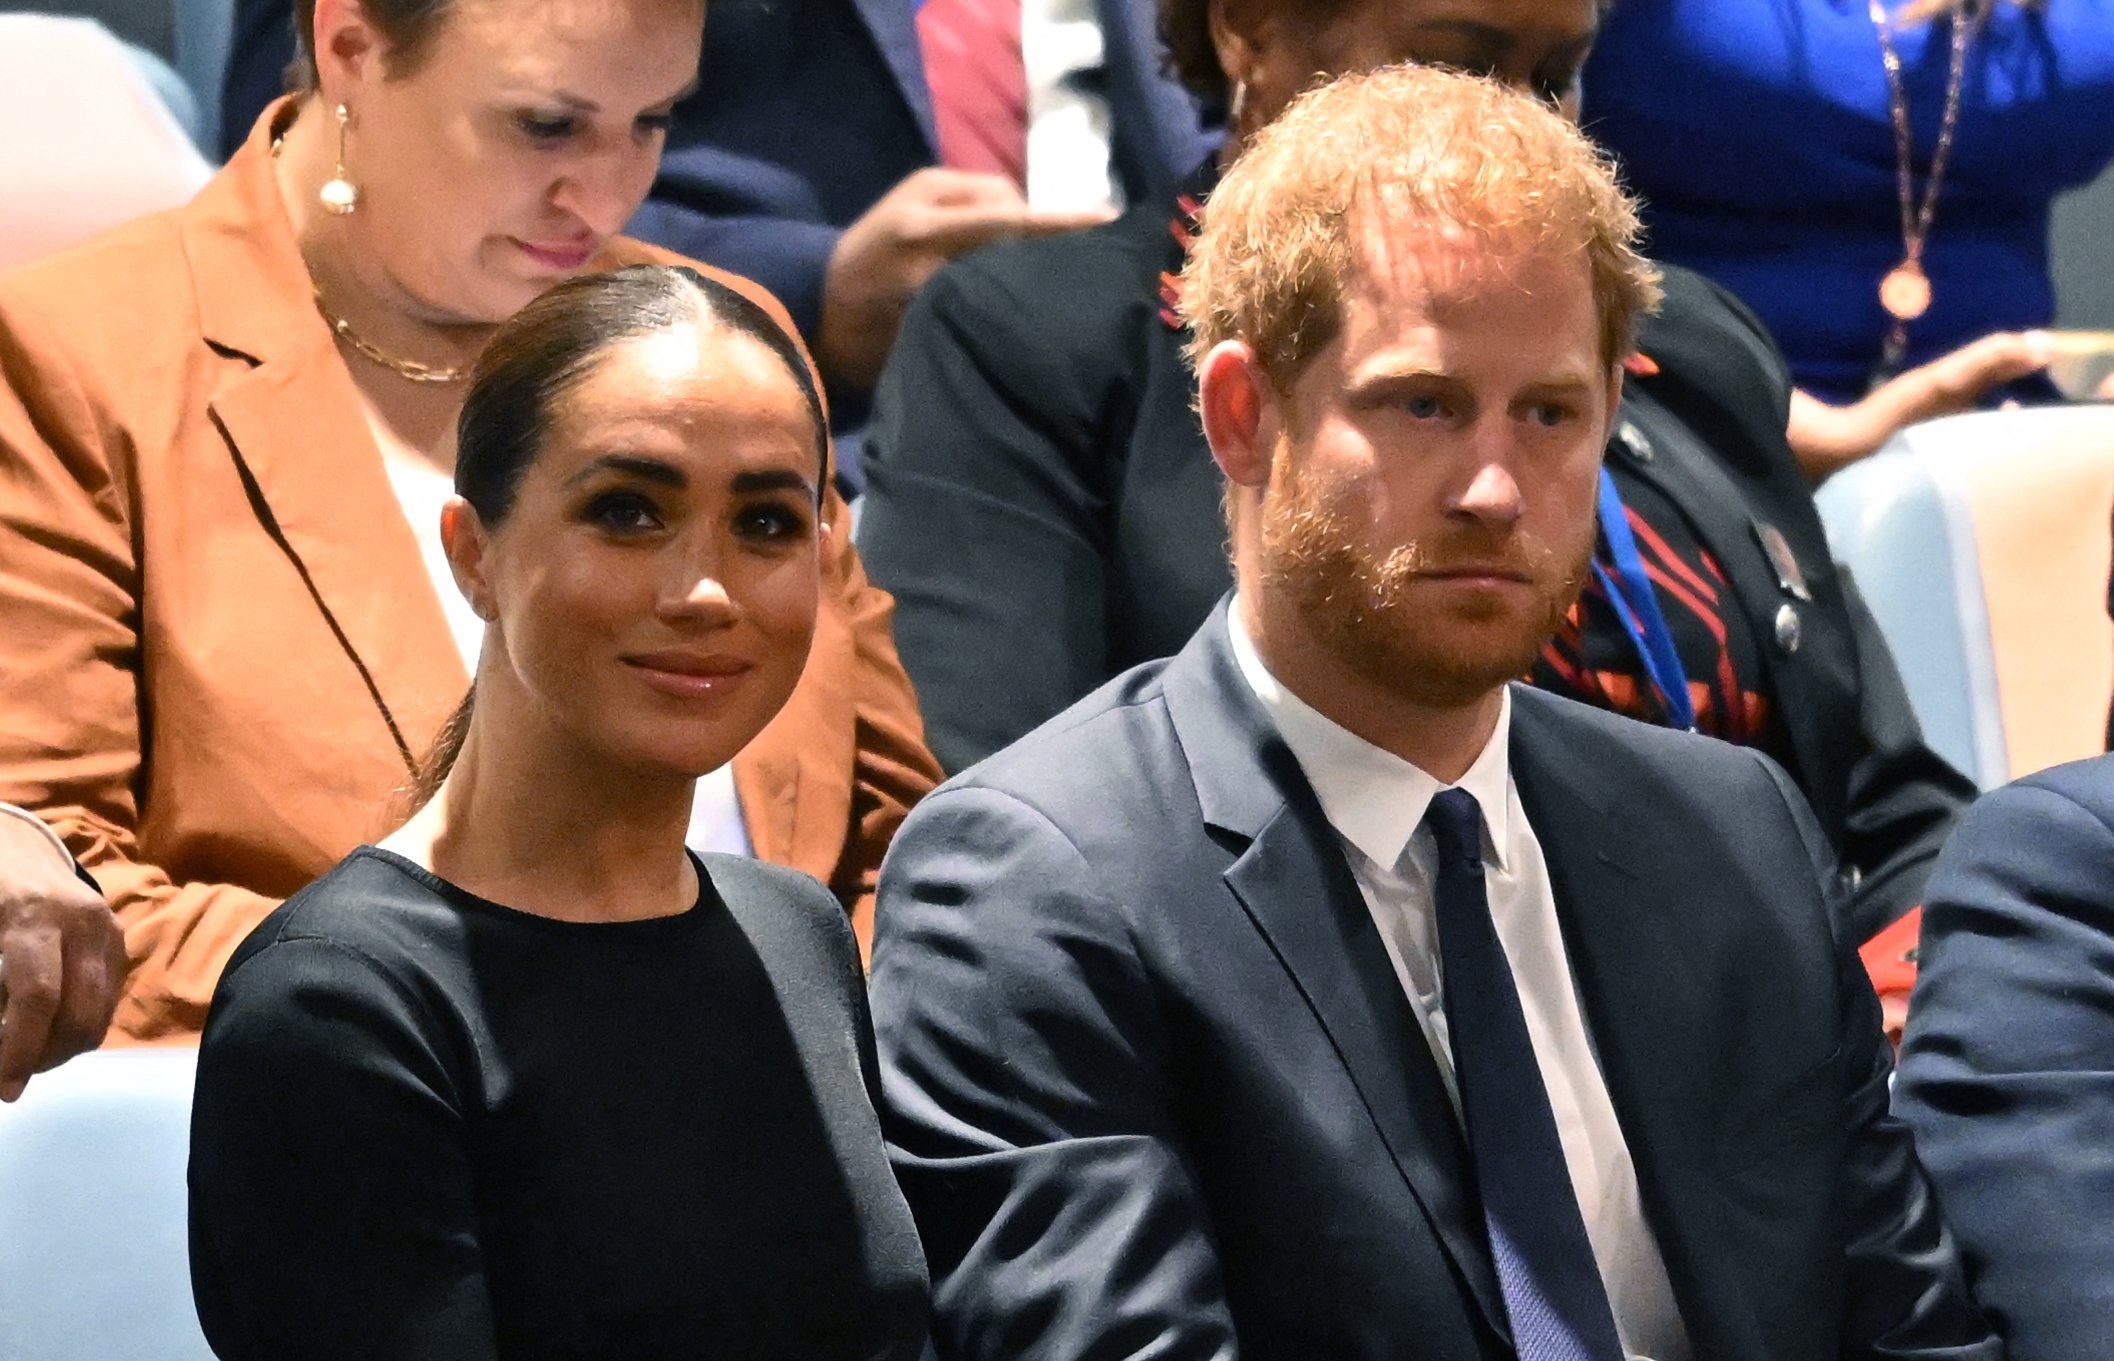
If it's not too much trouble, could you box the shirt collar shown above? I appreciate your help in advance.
[1227,598,1514,871]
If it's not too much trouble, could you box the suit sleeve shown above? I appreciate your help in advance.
[856,256,1124,774]
[0,290,281,1039]
[1895,773,2114,1361]
[1748,753,2000,1361]
[1834,570,1977,942]
[870,785,1240,1359]
[189,936,498,1361]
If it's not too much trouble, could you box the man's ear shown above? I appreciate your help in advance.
[1199,340,1276,493]
[310,0,388,103]
[439,497,497,623]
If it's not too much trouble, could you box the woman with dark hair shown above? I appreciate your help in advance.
[854,0,1975,964]
[0,0,939,1046]
[188,266,928,1361]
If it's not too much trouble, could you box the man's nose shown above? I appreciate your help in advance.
[1454,457,1526,525]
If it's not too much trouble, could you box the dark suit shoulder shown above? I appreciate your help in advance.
[1510,682,1789,787]
[931,658,1190,839]
[944,199,1178,297]
[1919,756,2114,940]
[916,204,1175,358]
[1632,262,1793,479]
[2002,751,2114,823]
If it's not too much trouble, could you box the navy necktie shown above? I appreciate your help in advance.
[1425,787,1626,1361]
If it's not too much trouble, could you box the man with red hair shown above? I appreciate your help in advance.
[872,64,1996,1361]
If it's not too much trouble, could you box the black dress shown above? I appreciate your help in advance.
[188,848,928,1361]
[857,163,1974,943]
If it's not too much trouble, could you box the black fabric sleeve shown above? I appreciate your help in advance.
[1747,754,2000,1361]
[1896,771,2114,1361]
[189,937,498,1361]
[1649,265,1974,940]
[1835,571,1978,940]
[856,252,1124,775]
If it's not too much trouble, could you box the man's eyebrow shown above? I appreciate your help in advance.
[565,454,687,489]
[1519,374,1600,395]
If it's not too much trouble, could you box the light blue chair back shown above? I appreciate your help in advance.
[1819,405,2114,789]
[1817,442,2008,788]
[0,1047,215,1361]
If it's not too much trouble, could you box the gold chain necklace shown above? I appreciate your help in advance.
[312,292,469,385]
[1870,0,1989,379]
[271,124,470,385]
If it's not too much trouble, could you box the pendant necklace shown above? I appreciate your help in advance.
[1869,0,1988,381]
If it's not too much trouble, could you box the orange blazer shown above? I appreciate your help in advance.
[0,110,940,1042]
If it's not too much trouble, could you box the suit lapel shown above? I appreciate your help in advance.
[847,0,939,155]
[1507,692,1731,1338]
[182,111,468,772]
[1164,608,1508,1339]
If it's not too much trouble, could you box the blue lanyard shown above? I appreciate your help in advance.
[1590,467,1696,732]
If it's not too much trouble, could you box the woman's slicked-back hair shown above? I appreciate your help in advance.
[289,0,454,91]
[454,264,829,529]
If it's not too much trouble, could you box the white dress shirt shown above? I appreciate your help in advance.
[1021,0,1119,213]
[381,450,752,856]
[1228,605,1690,1361]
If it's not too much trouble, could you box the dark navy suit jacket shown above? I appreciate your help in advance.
[871,604,1997,1360]
[1896,753,2114,1361]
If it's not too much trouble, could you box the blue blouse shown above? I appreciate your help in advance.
[1583,0,2114,401]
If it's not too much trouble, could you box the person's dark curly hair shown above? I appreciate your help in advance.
[1157,0,1620,108]
[1156,0,1231,103]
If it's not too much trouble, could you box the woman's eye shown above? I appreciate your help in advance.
[1403,394,1446,420]
[516,112,579,144]
[734,502,811,543]
[585,492,662,533]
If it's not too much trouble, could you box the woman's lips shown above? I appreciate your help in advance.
[514,237,596,271]
[624,652,753,700]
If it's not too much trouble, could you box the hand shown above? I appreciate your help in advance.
[816,168,1112,393]
[0,813,125,1100]
[1786,330,2054,481]
[2097,369,2114,400]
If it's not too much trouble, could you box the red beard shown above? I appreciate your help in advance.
[1258,467,1592,709]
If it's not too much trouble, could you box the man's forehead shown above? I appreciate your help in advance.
[1342,202,1583,314]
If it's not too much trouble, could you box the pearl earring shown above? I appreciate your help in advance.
[319,104,359,216]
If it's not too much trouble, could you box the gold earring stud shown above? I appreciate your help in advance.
[319,104,359,216]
